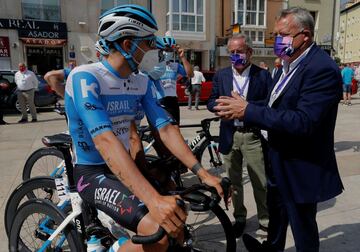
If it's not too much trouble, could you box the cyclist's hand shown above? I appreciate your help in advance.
[176,45,185,59]
[199,172,224,198]
[148,195,187,238]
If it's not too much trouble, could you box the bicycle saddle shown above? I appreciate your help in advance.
[42,133,72,148]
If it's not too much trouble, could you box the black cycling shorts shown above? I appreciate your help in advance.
[74,164,148,232]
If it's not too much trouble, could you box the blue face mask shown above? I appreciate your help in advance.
[230,53,247,67]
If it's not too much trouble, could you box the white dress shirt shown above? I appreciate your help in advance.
[191,70,205,85]
[15,70,38,91]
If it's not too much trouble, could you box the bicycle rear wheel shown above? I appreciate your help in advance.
[4,176,59,237]
[9,199,81,252]
[185,202,236,252]
[23,147,65,180]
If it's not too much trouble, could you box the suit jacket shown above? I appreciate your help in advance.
[244,44,344,203]
[207,64,272,154]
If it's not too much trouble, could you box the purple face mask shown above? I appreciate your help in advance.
[273,35,294,61]
[230,53,247,67]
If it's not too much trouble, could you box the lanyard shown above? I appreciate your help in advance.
[233,76,250,97]
[273,60,304,96]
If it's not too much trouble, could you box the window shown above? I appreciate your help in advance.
[22,0,61,21]
[242,29,264,44]
[101,0,133,14]
[236,0,265,26]
[167,0,204,32]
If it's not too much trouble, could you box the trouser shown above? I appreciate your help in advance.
[223,131,268,227]
[262,140,320,252]
[17,89,37,120]
[188,84,201,108]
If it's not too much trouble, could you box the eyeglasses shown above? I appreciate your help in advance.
[133,36,157,49]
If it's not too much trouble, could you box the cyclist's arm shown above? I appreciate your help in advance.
[44,69,66,98]
[177,45,194,78]
[128,121,148,175]
[143,81,223,196]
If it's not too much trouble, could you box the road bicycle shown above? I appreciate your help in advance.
[22,117,224,180]
[9,133,236,251]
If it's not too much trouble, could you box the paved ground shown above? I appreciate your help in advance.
[1,96,360,251]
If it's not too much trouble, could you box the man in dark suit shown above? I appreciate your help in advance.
[208,33,272,237]
[271,58,282,79]
[214,7,343,252]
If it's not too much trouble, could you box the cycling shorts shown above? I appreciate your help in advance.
[159,96,180,124]
[74,164,148,232]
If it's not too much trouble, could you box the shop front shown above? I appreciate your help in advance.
[0,19,67,75]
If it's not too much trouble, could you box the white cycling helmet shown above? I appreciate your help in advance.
[98,4,158,42]
[95,39,109,56]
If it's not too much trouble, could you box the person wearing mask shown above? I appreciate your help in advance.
[214,7,343,252]
[207,33,271,238]
[65,5,223,251]
[271,58,282,79]
[14,63,38,123]
[154,36,193,124]
[341,64,354,105]
[188,65,205,110]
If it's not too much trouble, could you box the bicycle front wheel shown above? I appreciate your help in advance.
[9,199,81,252]
[23,147,65,180]
[197,136,225,176]
[185,203,236,252]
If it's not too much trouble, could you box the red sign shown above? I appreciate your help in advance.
[20,37,67,46]
[0,37,10,57]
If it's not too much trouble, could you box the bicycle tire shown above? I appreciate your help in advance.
[9,198,82,252]
[4,176,58,237]
[186,200,236,251]
[23,147,64,180]
[197,136,224,175]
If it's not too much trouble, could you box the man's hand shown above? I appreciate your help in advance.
[148,195,187,238]
[214,91,248,120]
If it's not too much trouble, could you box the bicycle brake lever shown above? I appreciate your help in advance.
[220,177,232,210]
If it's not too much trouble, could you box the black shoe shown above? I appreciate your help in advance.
[18,118,28,123]
[243,234,277,252]
[0,120,8,125]
[31,118,37,122]
[233,221,246,238]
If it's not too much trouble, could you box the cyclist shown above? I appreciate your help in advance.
[153,36,193,124]
[44,40,108,98]
[64,5,222,252]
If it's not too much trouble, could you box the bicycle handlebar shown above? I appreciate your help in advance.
[131,177,231,244]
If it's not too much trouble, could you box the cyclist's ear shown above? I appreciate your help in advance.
[119,39,133,53]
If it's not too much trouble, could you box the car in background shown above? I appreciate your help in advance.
[0,70,59,112]
[176,71,215,103]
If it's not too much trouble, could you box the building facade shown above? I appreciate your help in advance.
[337,2,360,64]
[0,0,216,74]
[215,0,286,70]
[287,0,340,57]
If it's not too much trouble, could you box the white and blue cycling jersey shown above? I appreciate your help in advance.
[65,61,172,165]
[154,62,186,99]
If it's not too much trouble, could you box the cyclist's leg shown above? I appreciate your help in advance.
[74,164,169,252]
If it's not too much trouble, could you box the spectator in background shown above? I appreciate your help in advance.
[15,63,38,123]
[341,63,354,105]
[259,61,270,71]
[188,65,205,110]
[271,58,282,79]
[354,63,360,96]
[0,75,10,125]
